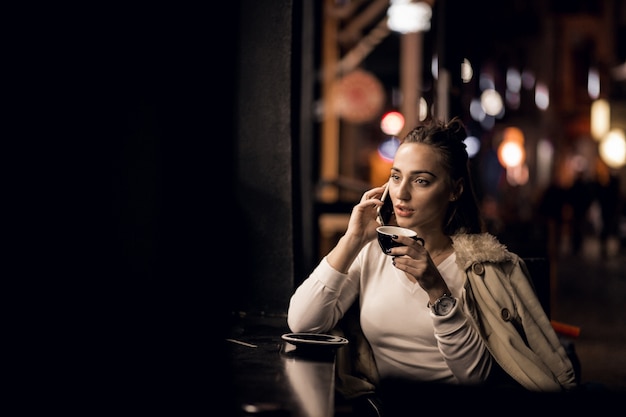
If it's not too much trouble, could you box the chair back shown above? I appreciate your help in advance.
[522,257,551,318]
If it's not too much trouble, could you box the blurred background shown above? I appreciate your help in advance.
[311,0,626,261]
[229,0,626,392]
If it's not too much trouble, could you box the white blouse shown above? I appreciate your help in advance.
[287,240,492,385]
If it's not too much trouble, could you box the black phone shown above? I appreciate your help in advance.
[377,184,394,225]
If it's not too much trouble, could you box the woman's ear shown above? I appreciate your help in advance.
[450,179,464,201]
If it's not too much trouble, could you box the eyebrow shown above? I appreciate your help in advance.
[391,167,438,178]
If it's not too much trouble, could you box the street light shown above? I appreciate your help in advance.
[387,0,432,34]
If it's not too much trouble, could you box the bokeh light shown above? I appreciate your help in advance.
[461,58,473,83]
[497,127,526,168]
[480,88,503,116]
[418,97,428,121]
[387,0,432,33]
[591,99,610,140]
[506,68,521,93]
[378,136,401,162]
[380,111,405,136]
[470,98,486,121]
[499,141,525,167]
[431,54,438,79]
[534,82,549,110]
[588,67,600,99]
[464,135,481,158]
[599,128,626,168]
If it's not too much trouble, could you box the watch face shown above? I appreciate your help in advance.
[434,296,456,316]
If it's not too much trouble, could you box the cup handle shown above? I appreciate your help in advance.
[412,237,425,246]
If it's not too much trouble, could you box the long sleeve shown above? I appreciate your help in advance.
[430,298,493,384]
[287,257,360,333]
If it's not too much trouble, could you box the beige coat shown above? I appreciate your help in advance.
[334,233,577,398]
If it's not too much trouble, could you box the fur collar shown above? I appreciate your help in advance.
[451,233,516,269]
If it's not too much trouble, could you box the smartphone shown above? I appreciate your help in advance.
[377,184,394,225]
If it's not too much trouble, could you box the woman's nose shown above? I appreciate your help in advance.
[396,182,411,200]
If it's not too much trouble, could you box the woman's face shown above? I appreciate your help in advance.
[388,142,455,233]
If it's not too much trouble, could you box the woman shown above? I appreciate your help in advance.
[287,118,576,409]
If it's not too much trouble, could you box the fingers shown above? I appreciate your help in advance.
[361,185,387,202]
[392,235,425,249]
[356,196,383,212]
[391,253,428,280]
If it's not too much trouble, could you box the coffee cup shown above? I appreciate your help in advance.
[376,226,424,255]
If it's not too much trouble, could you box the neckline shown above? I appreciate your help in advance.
[431,246,454,266]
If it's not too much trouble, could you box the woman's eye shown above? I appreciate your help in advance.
[414,178,429,185]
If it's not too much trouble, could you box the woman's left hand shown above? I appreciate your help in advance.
[387,236,450,296]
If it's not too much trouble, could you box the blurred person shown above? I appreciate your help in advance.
[288,118,577,415]
[594,164,621,258]
[537,180,568,259]
[566,171,595,255]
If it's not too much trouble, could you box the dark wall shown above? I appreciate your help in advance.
[233,0,316,317]
[234,0,295,316]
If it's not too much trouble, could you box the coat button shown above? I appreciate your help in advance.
[472,263,484,275]
[501,308,512,321]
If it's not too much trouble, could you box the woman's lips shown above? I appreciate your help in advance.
[395,205,414,217]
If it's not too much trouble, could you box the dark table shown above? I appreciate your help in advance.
[226,314,341,417]
[221,314,623,416]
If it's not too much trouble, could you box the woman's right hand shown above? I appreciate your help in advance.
[325,184,388,273]
[344,184,388,245]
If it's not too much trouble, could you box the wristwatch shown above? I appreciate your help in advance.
[429,293,456,316]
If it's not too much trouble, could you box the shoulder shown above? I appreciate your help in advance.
[451,233,519,270]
